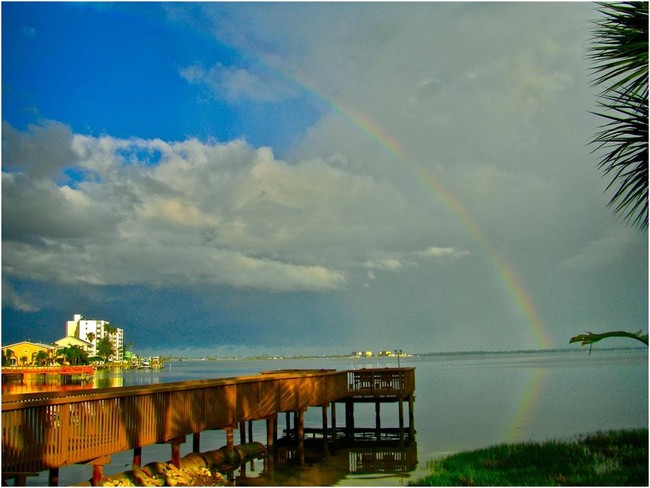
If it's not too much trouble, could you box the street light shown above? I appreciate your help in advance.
[394,349,402,368]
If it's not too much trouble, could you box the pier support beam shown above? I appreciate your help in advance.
[226,427,235,463]
[345,399,354,439]
[239,421,246,445]
[192,432,200,453]
[49,467,59,486]
[321,404,329,455]
[296,409,305,466]
[399,396,405,445]
[375,400,382,440]
[92,465,104,486]
[169,437,185,469]
[88,455,111,486]
[265,414,277,463]
[133,446,142,467]
[408,395,415,438]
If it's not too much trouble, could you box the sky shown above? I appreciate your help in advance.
[2,2,647,357]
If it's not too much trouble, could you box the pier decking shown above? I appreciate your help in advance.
[1,367,415,486]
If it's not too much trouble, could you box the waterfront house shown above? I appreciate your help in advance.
[1,341,56,366]
[54,336,94,355]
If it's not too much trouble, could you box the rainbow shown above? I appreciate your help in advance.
[124,4,553,348]
[505,367,549,441]
[316,90,554,443]
[321,95,553,350]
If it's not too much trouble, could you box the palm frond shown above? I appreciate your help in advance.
[589,2,648,230]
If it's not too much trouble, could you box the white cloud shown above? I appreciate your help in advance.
[3,122,459,294]
[179,62,298,102]
[417,247,469,260]
[360,246,469,273]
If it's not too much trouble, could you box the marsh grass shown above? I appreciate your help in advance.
[412,429,647,486]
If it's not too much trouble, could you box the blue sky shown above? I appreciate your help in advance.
[2,2,647,357]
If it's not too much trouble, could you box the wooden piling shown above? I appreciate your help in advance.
[409,395,415,438]
[375,400,381,440]
[226,427,235,463]
[170,439,182,469]
[296,410,305,466]
[266,414,276,461]
[49,467,59,486]
[133,446,142,467]
[92,465,103,486]
[192,432,200,453]
[399,396,405,444]
[345,399,354,439]
[239,421,246,445]
[321,404,329,454]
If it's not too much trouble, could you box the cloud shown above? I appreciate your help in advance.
[2,279,38,312]
[2,120,75,179]
[417,246,470,260]
[361,246,468,272]
[179,62,298,103]
[3,121,456,298]
[558,228,645,271]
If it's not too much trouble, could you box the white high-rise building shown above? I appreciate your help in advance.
[66,314,124,362]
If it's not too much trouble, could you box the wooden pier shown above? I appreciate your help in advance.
[1,367,415,486]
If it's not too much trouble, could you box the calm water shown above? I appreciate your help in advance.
[21,348,647,486]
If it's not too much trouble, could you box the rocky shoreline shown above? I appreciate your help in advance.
[77,442,266,486]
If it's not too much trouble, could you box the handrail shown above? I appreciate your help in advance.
[2,370,346,408]
[2,368,414,476]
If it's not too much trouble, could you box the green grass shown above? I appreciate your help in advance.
[412,429,648,486]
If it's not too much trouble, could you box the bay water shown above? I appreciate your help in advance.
[26,348,647,486]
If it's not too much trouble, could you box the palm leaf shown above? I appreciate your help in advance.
[589,2,648,230]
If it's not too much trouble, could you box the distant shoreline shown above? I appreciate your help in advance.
[158,346,646,362]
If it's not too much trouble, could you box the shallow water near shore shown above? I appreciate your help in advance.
[20,348,647,486]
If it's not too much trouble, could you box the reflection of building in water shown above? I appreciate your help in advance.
[1,377,94,395]
[93,374,124,389]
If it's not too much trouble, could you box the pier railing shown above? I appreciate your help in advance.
[347,368,414,397]
[2,367,414,476]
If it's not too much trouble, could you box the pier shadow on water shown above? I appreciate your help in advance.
[233,437,418,486]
